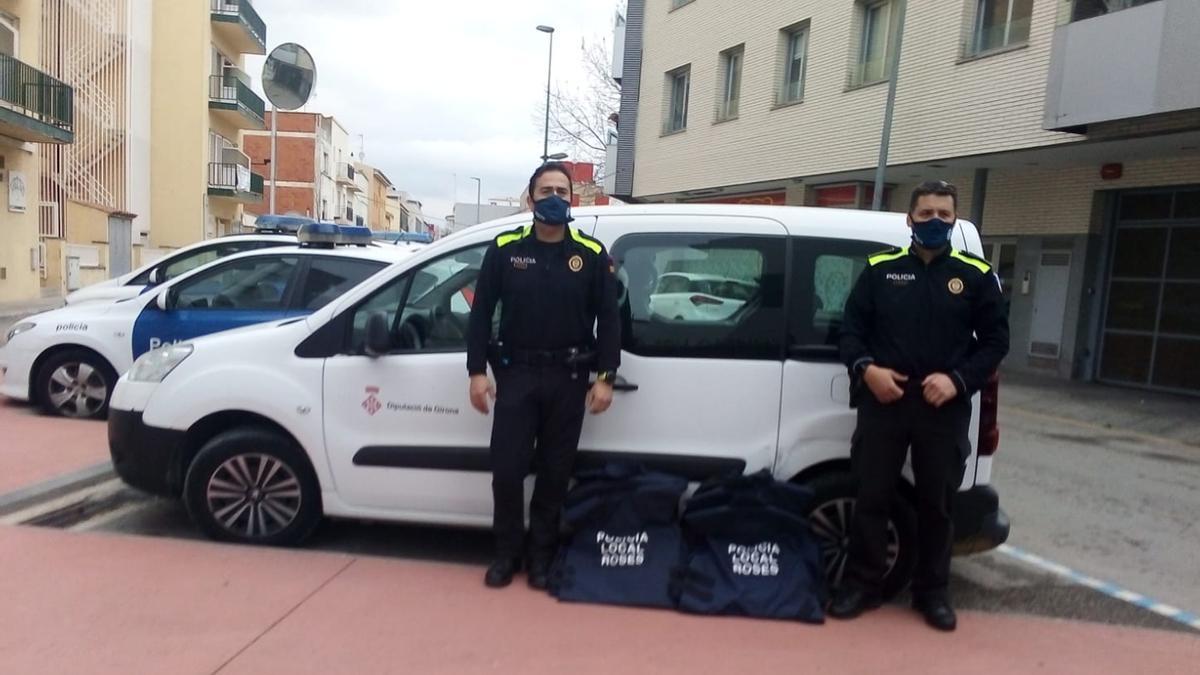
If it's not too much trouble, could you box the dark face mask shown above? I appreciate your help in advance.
[533,194,574,227]
[911,217,954,249]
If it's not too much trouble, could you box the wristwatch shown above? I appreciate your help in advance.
[596,370,618,385]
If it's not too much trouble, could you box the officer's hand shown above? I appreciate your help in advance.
[922,373,958,408]
[586,381,614,415]
[469,374,495,415]
[865,365,908,404]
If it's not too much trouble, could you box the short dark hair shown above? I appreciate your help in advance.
[528,162,575,201]
[909,180,958,214]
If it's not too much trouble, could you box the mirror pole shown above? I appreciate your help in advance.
[269,104,278,214]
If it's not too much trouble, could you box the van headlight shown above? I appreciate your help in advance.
[129,344,193,383]
[2,322,36,346]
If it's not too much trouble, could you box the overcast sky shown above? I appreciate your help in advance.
[246,0,620,224]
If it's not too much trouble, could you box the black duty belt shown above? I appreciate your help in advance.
[490,343,596,368]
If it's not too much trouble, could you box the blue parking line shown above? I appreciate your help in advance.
[997,544,1200,631]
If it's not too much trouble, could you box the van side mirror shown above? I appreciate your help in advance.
[148,267,162,285]
[364,312,392,357]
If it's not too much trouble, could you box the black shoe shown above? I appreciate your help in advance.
[827,587,883,620]
[527,559,551,591]
[913,597,957,632]
[484,558,521,588]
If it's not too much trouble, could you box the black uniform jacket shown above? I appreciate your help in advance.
[839,244,1009,398]
[467,223,621,375]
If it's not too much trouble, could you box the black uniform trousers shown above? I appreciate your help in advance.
[846,384,970,600]
[490,364,590,561]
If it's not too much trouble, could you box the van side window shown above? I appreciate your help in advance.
[612,233,786,360]
[347,244,488,354]
[789,237,889,357]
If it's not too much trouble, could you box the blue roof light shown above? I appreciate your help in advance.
[337,226,374,247]
[255,214,317,234]
[297,222,341,247]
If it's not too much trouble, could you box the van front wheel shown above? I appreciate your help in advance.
[803,472,917,600]
[183,428,321,546]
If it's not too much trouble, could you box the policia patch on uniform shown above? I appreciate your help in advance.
[569,255,584,273]
[948,278,964,295]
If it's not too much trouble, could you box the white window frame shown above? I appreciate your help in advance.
[0,12,19,58]
[856,0,894,86]
[666,67,691,133]
[718,46,743,121]
[780,24,809,104]
[971,0,1033,55]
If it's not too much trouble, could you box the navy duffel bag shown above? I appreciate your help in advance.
[550,464,688,609]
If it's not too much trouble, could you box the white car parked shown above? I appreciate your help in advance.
[649,272,760,321]
[108,204,1009,597]
[1,226,412,419]
[61,216,327,306]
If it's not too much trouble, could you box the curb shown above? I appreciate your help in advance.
[0,461,116,517]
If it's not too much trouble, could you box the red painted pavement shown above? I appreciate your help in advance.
[0,397,111,495]
[0,526,1195,675]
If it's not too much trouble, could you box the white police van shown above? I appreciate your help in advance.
[1,225,413,419]
[63,215,332,306]
[108,205,1008,596]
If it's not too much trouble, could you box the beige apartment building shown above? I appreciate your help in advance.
[150,0,266,250]
[614,0,1200,394]
[0,0,73,305]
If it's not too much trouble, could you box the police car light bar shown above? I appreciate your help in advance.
[296,223,376,248]
[254,214,318,234]
[338,226,374,247]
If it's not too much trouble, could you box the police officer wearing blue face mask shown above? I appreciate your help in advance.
[831,181,1009,631]
[467,162,621,590]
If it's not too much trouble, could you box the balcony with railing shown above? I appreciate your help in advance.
[1044,0,1198,132]
[0,53,75,144]
[208,150,264,202]
[209,0,267,55]
[336,162,361,190]
[208,73,266,130]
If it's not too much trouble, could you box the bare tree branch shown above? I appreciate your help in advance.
[533,37,620,178]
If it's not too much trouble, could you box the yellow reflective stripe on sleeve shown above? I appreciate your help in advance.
[951,248,991,273]
[496,225,532,248]
[569,227,602,255]
[867,247,908,266]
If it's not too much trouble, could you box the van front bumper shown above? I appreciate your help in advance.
[109,408,188,497]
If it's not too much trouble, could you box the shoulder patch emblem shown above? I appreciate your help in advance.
[569,255,584,273]
[948,278,964,295]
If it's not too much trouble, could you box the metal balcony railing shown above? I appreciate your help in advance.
[0,53,75,137]
[209,162,264,196]
[210,0,267,50]
[208,74,265,124]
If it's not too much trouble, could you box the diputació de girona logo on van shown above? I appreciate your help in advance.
[362,386,382,416]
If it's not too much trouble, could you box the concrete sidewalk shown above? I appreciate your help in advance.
[0,399,110,499]
[0,524,1196,675]
[1000,369,1199,449]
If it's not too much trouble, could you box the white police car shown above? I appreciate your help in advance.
[63,215,330,306]
[1,225,413,419]
[107,205,1008,597]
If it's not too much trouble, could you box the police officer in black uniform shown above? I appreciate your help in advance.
[830,181,1009,631]
[466,162,621,590]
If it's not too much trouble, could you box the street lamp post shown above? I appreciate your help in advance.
[537,25,555,163]
[470,176,481,225]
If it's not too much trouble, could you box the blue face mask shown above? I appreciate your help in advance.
[911,218,954,249]
[533,194,574,227]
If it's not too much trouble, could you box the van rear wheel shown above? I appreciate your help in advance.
[803,472,916,600]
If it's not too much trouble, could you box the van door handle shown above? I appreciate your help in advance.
[613,376,639,392]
